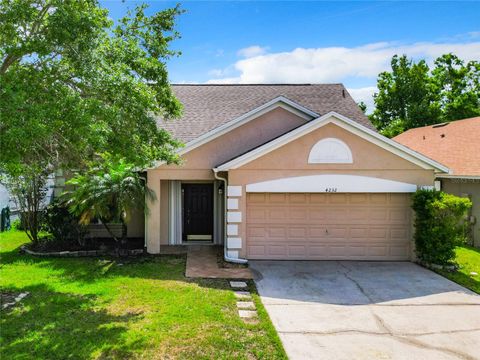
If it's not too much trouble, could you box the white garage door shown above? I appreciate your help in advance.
[246,193,411,260]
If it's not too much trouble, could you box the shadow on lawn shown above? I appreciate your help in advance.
[1,284,144,359]
[2,243,231,292]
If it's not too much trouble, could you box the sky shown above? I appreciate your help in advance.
[101,1,480,111]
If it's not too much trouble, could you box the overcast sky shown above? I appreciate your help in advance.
[102,1,480,111]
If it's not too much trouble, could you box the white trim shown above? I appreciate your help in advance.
[436,174,480,180]
[227,211,242,223]
[227,237,242,249]
[227,250,239,259]
[227,224,238,236]
[434,180,442,191]
[214,112,449,173]
[227,186,242,197]
[308,137,353,164]
[245,174,418,193]
[150,96,318,169]
[168,181,182,245]
[227,198,239,210]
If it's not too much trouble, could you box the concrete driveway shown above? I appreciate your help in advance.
[250,261,480,360]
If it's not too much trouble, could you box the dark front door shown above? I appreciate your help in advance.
[182,183,214,242]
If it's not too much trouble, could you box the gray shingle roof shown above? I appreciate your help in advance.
[158,84,373,143]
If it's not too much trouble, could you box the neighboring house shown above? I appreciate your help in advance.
[138,84,449,262]
[394,117,480,247]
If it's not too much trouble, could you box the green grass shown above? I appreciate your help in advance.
[0,231,286,359]
[436,246,480,294]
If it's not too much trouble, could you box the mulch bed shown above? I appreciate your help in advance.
[27,237,144,253]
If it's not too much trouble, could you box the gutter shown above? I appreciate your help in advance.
[213,170,248,264]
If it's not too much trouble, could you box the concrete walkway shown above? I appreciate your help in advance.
[251,261,480,360]
[185,246,253,279]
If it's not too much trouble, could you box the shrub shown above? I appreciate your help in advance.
[10,218,21,231]
[412,189,472,265]
[43,201,87,247]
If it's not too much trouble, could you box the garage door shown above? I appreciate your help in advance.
[246,193,411,260]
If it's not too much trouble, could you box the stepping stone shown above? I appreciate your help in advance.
[238,310,258,319]
[237,301,255,310]
[230,281,247,289]
[233,291,251,299]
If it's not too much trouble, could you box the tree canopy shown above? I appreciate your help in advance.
[0,0,184,178]
[371,54,480,137]
[0,0,183,242]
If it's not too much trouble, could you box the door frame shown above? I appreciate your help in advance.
[181,181,215,244]
[168,180,224,245]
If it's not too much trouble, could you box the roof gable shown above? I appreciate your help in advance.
[151,96,316,168]
[214,112,450,173]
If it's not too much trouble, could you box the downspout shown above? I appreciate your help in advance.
[213,170,248,264]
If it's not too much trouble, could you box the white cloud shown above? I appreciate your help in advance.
[206,77,241,84]
[347,87,378,114]
[237,45,268,58]
[208,41,480,84]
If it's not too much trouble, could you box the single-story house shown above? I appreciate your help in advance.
[394,117,480,247]
[139,84,449,262]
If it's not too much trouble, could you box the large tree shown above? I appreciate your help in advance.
[371,54,480,137]
[0,0,183,242]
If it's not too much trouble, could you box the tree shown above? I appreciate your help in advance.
[431,54,480,122]
[371,55,440,137]
[1,170,48,244]
[0,1,183,242]
[65,156,154,252]
[357,101,367,114]
[371,53,480,137]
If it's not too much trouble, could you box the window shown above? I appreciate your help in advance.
[308,138,353,164]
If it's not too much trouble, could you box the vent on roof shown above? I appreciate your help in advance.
[432,122,449,128]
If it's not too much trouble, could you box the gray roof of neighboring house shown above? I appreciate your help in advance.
[158,84,373,143]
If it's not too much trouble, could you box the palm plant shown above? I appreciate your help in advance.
[65,156,154,252]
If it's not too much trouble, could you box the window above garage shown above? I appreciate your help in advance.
[308,138,353,164]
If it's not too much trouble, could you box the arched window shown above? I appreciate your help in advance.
[308,138,353,164]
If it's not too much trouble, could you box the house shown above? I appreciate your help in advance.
[142,84,449,262]
[394,117,480,247]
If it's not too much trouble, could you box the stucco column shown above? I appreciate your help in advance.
[146,171,161,254]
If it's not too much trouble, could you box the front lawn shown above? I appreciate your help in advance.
[0,231,286,359]
[436,246,480,294]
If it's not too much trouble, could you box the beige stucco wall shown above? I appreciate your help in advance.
[146,107,308,252]
[441,178,480,247]
[160,107,308,173]
[146,113,437,257]
[226,123,436,259]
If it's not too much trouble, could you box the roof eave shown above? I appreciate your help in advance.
[214,111,450,173]
[148,96,319,170]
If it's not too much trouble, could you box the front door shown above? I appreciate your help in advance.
[182,183,214,242]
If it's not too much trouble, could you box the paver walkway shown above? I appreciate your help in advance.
[185,246,253,279]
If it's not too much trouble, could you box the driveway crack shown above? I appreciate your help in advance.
[335,261,475,360]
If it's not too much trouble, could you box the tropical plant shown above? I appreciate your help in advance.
[66,156,154,252]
